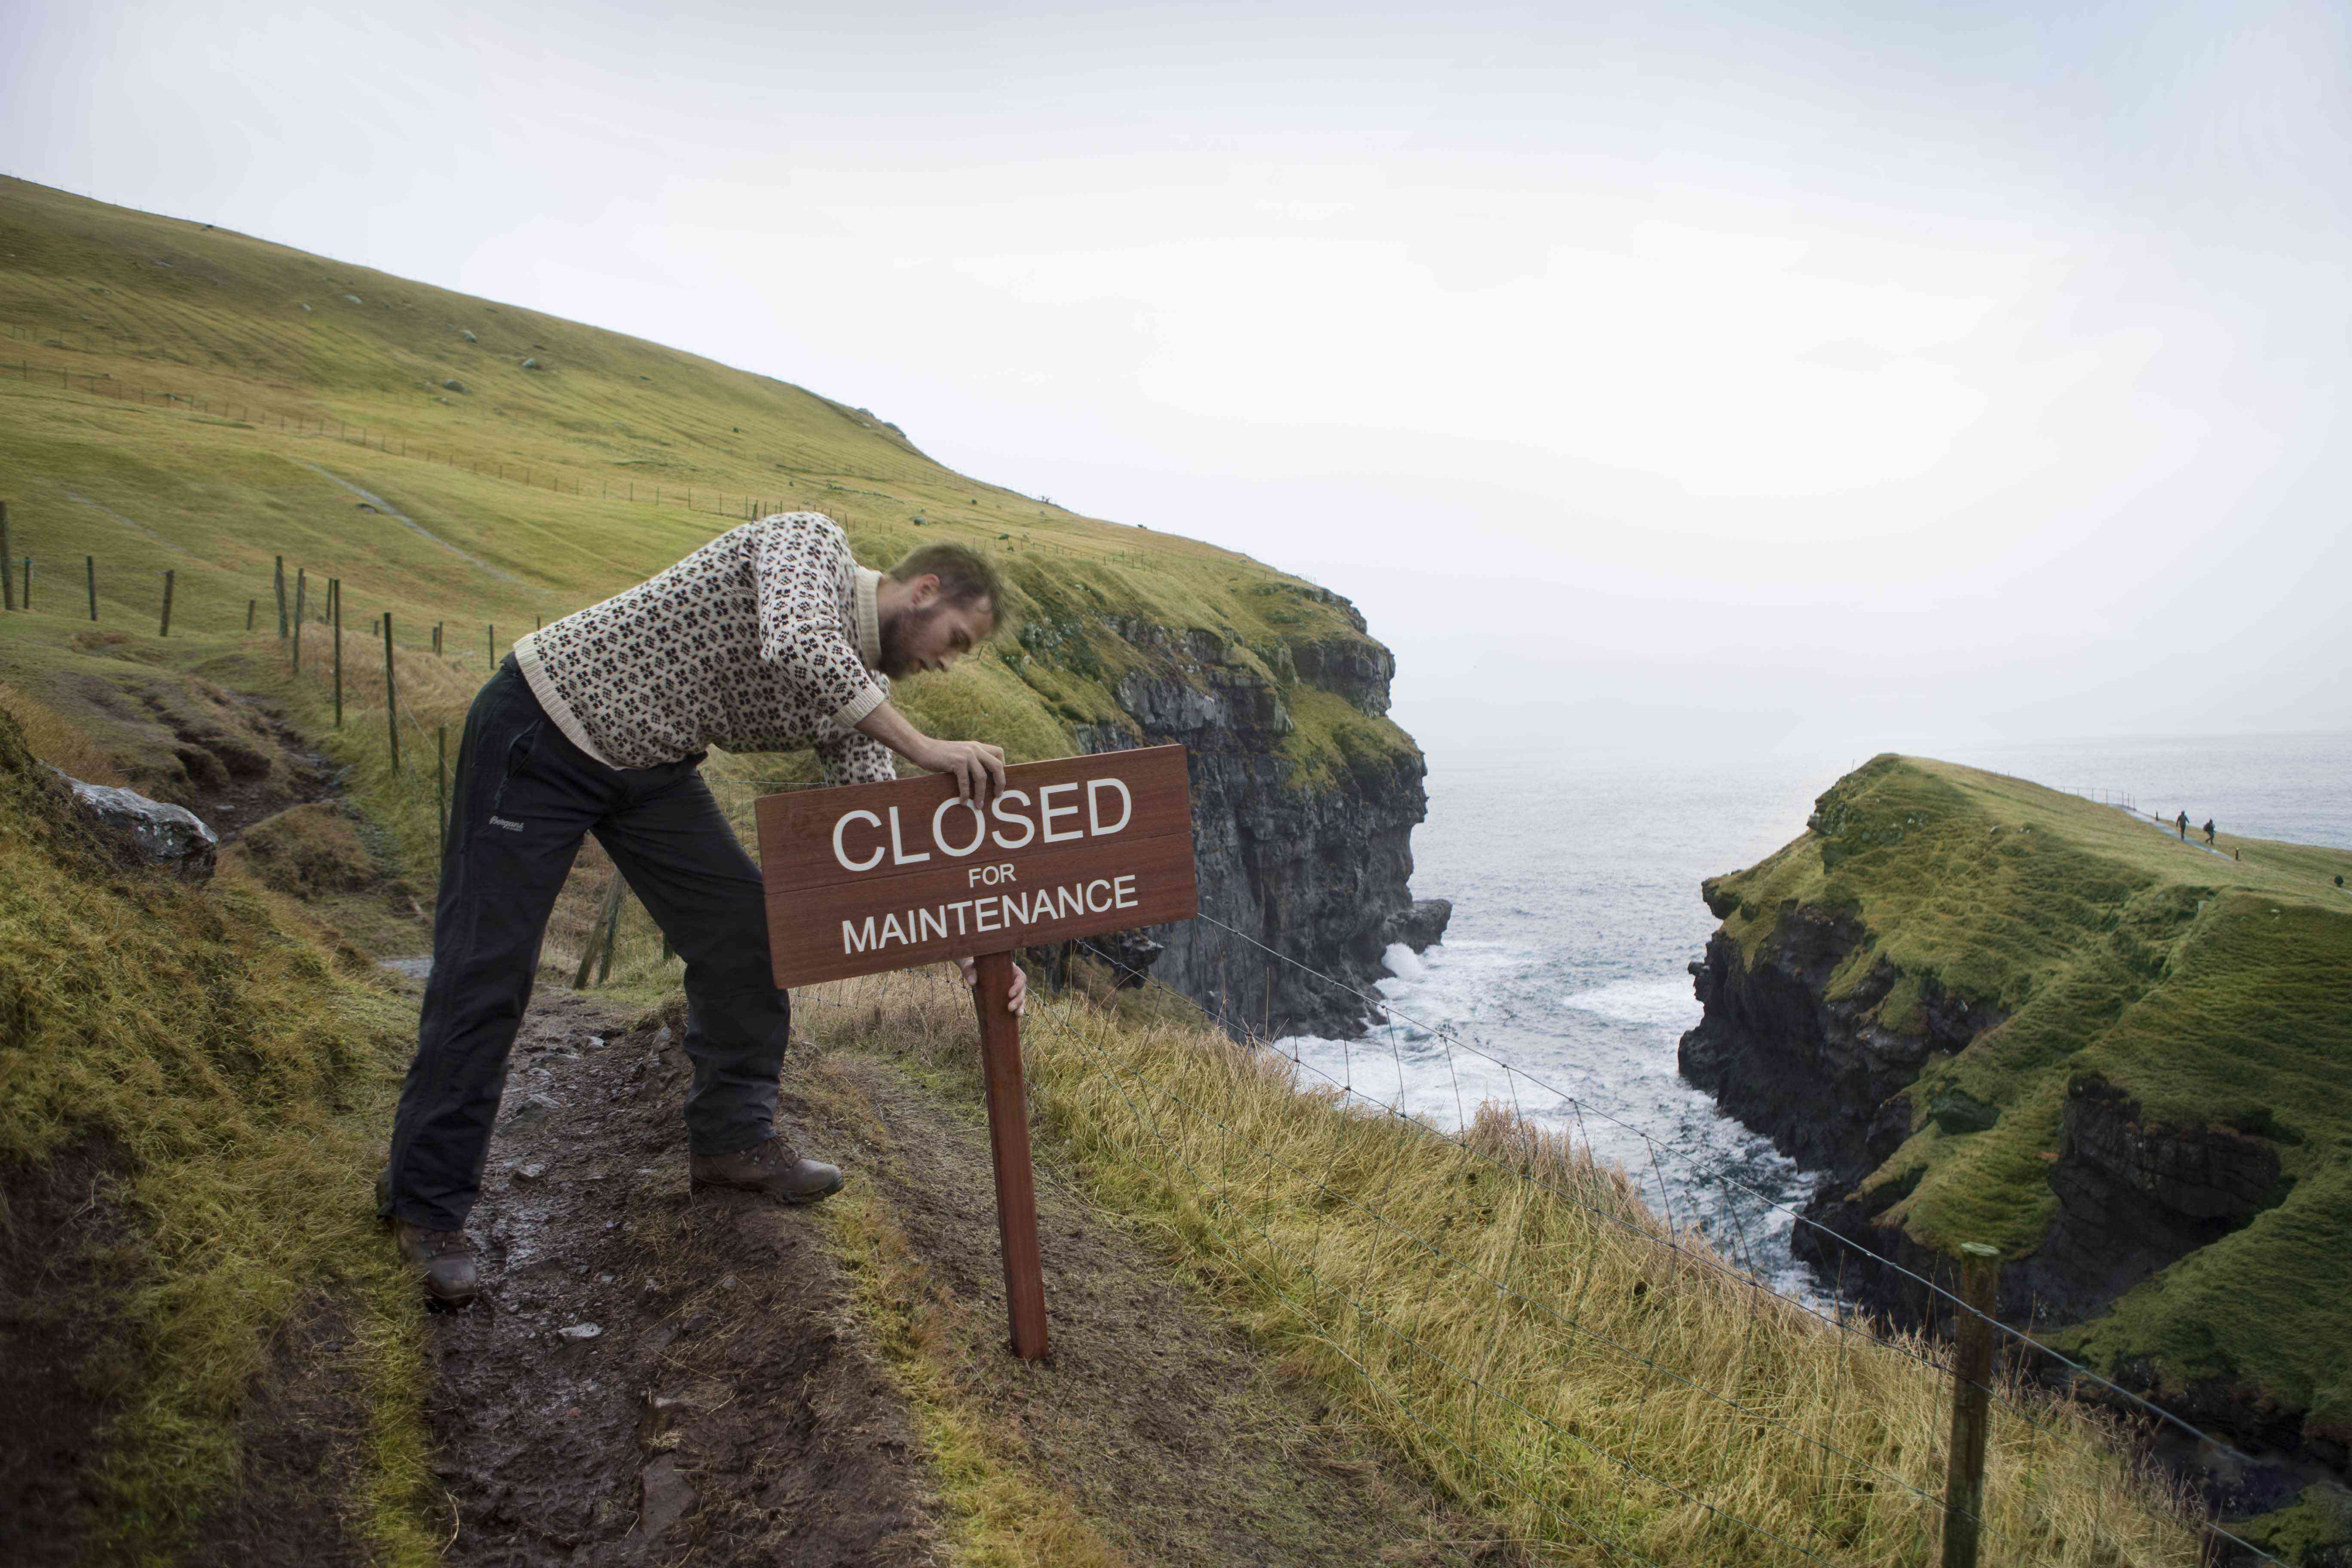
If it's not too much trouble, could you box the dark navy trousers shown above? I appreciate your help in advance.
[380,658,790,1232]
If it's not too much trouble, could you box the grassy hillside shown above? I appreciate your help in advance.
[1707,756,2352,1470]
[0,174,1410,790]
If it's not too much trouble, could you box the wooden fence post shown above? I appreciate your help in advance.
[159,571,174,637]
[291,570,306,673]
[20,558,28,610]
[0,499,12,611]
[575,877,626,988]
[487,623,495,667]
[596,889,622,983]
[972,949,1049,1360]
[274,555,288,639]
[382,612,401,773]
[86,556,97,621]
[331,579,343,729]
[247,598,256,631]
[1941,1242,2001,1568]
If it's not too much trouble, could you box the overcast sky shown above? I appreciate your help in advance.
[6,0,2348,759]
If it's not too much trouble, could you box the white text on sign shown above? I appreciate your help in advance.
[828,779,1134,872]
[842,875,1142,956]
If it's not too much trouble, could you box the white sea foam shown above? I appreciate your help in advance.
[1560,977,1702,1028]
[1381,942,1426,981]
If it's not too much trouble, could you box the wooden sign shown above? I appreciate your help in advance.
[756,745,1196,986]
[754,744,1197,1362]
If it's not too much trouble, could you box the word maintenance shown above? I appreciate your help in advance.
[756,745,1197,987]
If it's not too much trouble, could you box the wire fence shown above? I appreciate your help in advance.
[7,526,2296,1564]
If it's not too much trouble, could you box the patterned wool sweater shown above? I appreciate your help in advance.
[513,513,896,781]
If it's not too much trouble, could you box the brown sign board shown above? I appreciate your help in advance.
[756,745,1197,988]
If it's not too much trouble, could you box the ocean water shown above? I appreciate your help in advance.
[1274,730,2352,1299]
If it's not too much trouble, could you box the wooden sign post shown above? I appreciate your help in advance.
[756,745,1197,1359]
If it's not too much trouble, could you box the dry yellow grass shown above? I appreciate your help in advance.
[803,966,2211,1568]
[0,678,130,784]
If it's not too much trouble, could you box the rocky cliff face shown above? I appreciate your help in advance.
[1676,828,2335,1492]
[1680,900,2296,1316]
[1678,895,2000,1181]
[1055,596,1448,1039]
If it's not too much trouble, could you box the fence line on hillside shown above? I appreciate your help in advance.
[8,530,2282,1563]
[3,322,1101,560]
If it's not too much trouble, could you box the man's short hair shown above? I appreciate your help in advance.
[888,543,1004,620]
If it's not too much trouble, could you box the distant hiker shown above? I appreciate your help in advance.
[2177,810,2189,840]
[2203,819,2217,845]
[378,514,1025,1305]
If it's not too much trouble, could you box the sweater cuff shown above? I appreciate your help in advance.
[831,681,887,730]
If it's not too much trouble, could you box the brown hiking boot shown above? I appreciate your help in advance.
[393,1221,480,1305]
[689,1137,844,1204]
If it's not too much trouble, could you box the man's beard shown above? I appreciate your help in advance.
[877,600,943,679]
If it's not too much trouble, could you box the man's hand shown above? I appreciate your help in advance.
[854,703,1008,802]
[916,737,1008,803]
[959,955,1027,1014]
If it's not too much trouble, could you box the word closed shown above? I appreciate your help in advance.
[756,745,1196,987]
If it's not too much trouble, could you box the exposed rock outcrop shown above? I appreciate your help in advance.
[1057,599,1444,1039]
[1677,898,2297,1314]
[1678,902,1996,1180]
[2038,1077,2291,1317]
[59,774,218,879]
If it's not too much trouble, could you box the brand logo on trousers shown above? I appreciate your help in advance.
[488,816,526,832]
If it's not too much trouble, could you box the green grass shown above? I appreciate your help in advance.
[0,702,441,1562]
[1707,753,2352,1462]
[0,174,1412,781]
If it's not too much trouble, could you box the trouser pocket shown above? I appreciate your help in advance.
[490,719,545,814]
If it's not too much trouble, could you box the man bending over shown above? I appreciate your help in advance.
[378,513,1023,1305]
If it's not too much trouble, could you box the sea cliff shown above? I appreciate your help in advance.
[1678,756,2352,1507]
[1029,595,1447,1039]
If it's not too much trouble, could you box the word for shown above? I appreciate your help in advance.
[842,876,1141,956]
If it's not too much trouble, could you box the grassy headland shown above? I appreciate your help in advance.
[1701,754,2352,1528]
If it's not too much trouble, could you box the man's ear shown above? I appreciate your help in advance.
[911,573,943,609]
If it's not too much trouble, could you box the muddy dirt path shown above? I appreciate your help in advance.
[406,983,1516,1567]
[412,987,933,1568]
